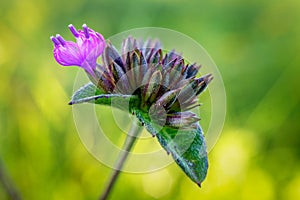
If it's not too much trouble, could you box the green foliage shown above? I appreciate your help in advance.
[135,109,208,186]
[71,82,208,185]
[70,82,139,111]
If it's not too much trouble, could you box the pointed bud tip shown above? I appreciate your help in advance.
[68,101,74,105]
[197,182,202,188]
[203,73,213,83]
[194,117,201,121]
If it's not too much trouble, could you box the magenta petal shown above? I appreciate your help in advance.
[53,41,82,66]
[51,24,106,75]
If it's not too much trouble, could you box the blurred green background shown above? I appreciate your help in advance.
[0,0,300,199]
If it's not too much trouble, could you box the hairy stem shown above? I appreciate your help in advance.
[99,119,143,200]
[0,159,22,200]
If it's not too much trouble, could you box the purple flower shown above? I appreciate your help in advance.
[50,24,106,76]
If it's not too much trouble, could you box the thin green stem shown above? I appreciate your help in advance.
[0,159,22,200]
[99,119,143,200]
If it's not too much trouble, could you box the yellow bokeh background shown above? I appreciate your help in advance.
[1,0,300,199]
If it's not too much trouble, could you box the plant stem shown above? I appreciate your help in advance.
[0,159,22,200]
[99,119,143,200]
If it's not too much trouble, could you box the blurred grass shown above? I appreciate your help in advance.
[0,0,300,199]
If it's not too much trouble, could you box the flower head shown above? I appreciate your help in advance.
[92,37,213,129]
[52,26,212,186]
[50,24,105,76]
[92,37,212,184]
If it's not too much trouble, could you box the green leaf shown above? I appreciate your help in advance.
[134,109,208,186]
[69,82,139,111]
[70,82,103,102]
[70,82,208,185]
